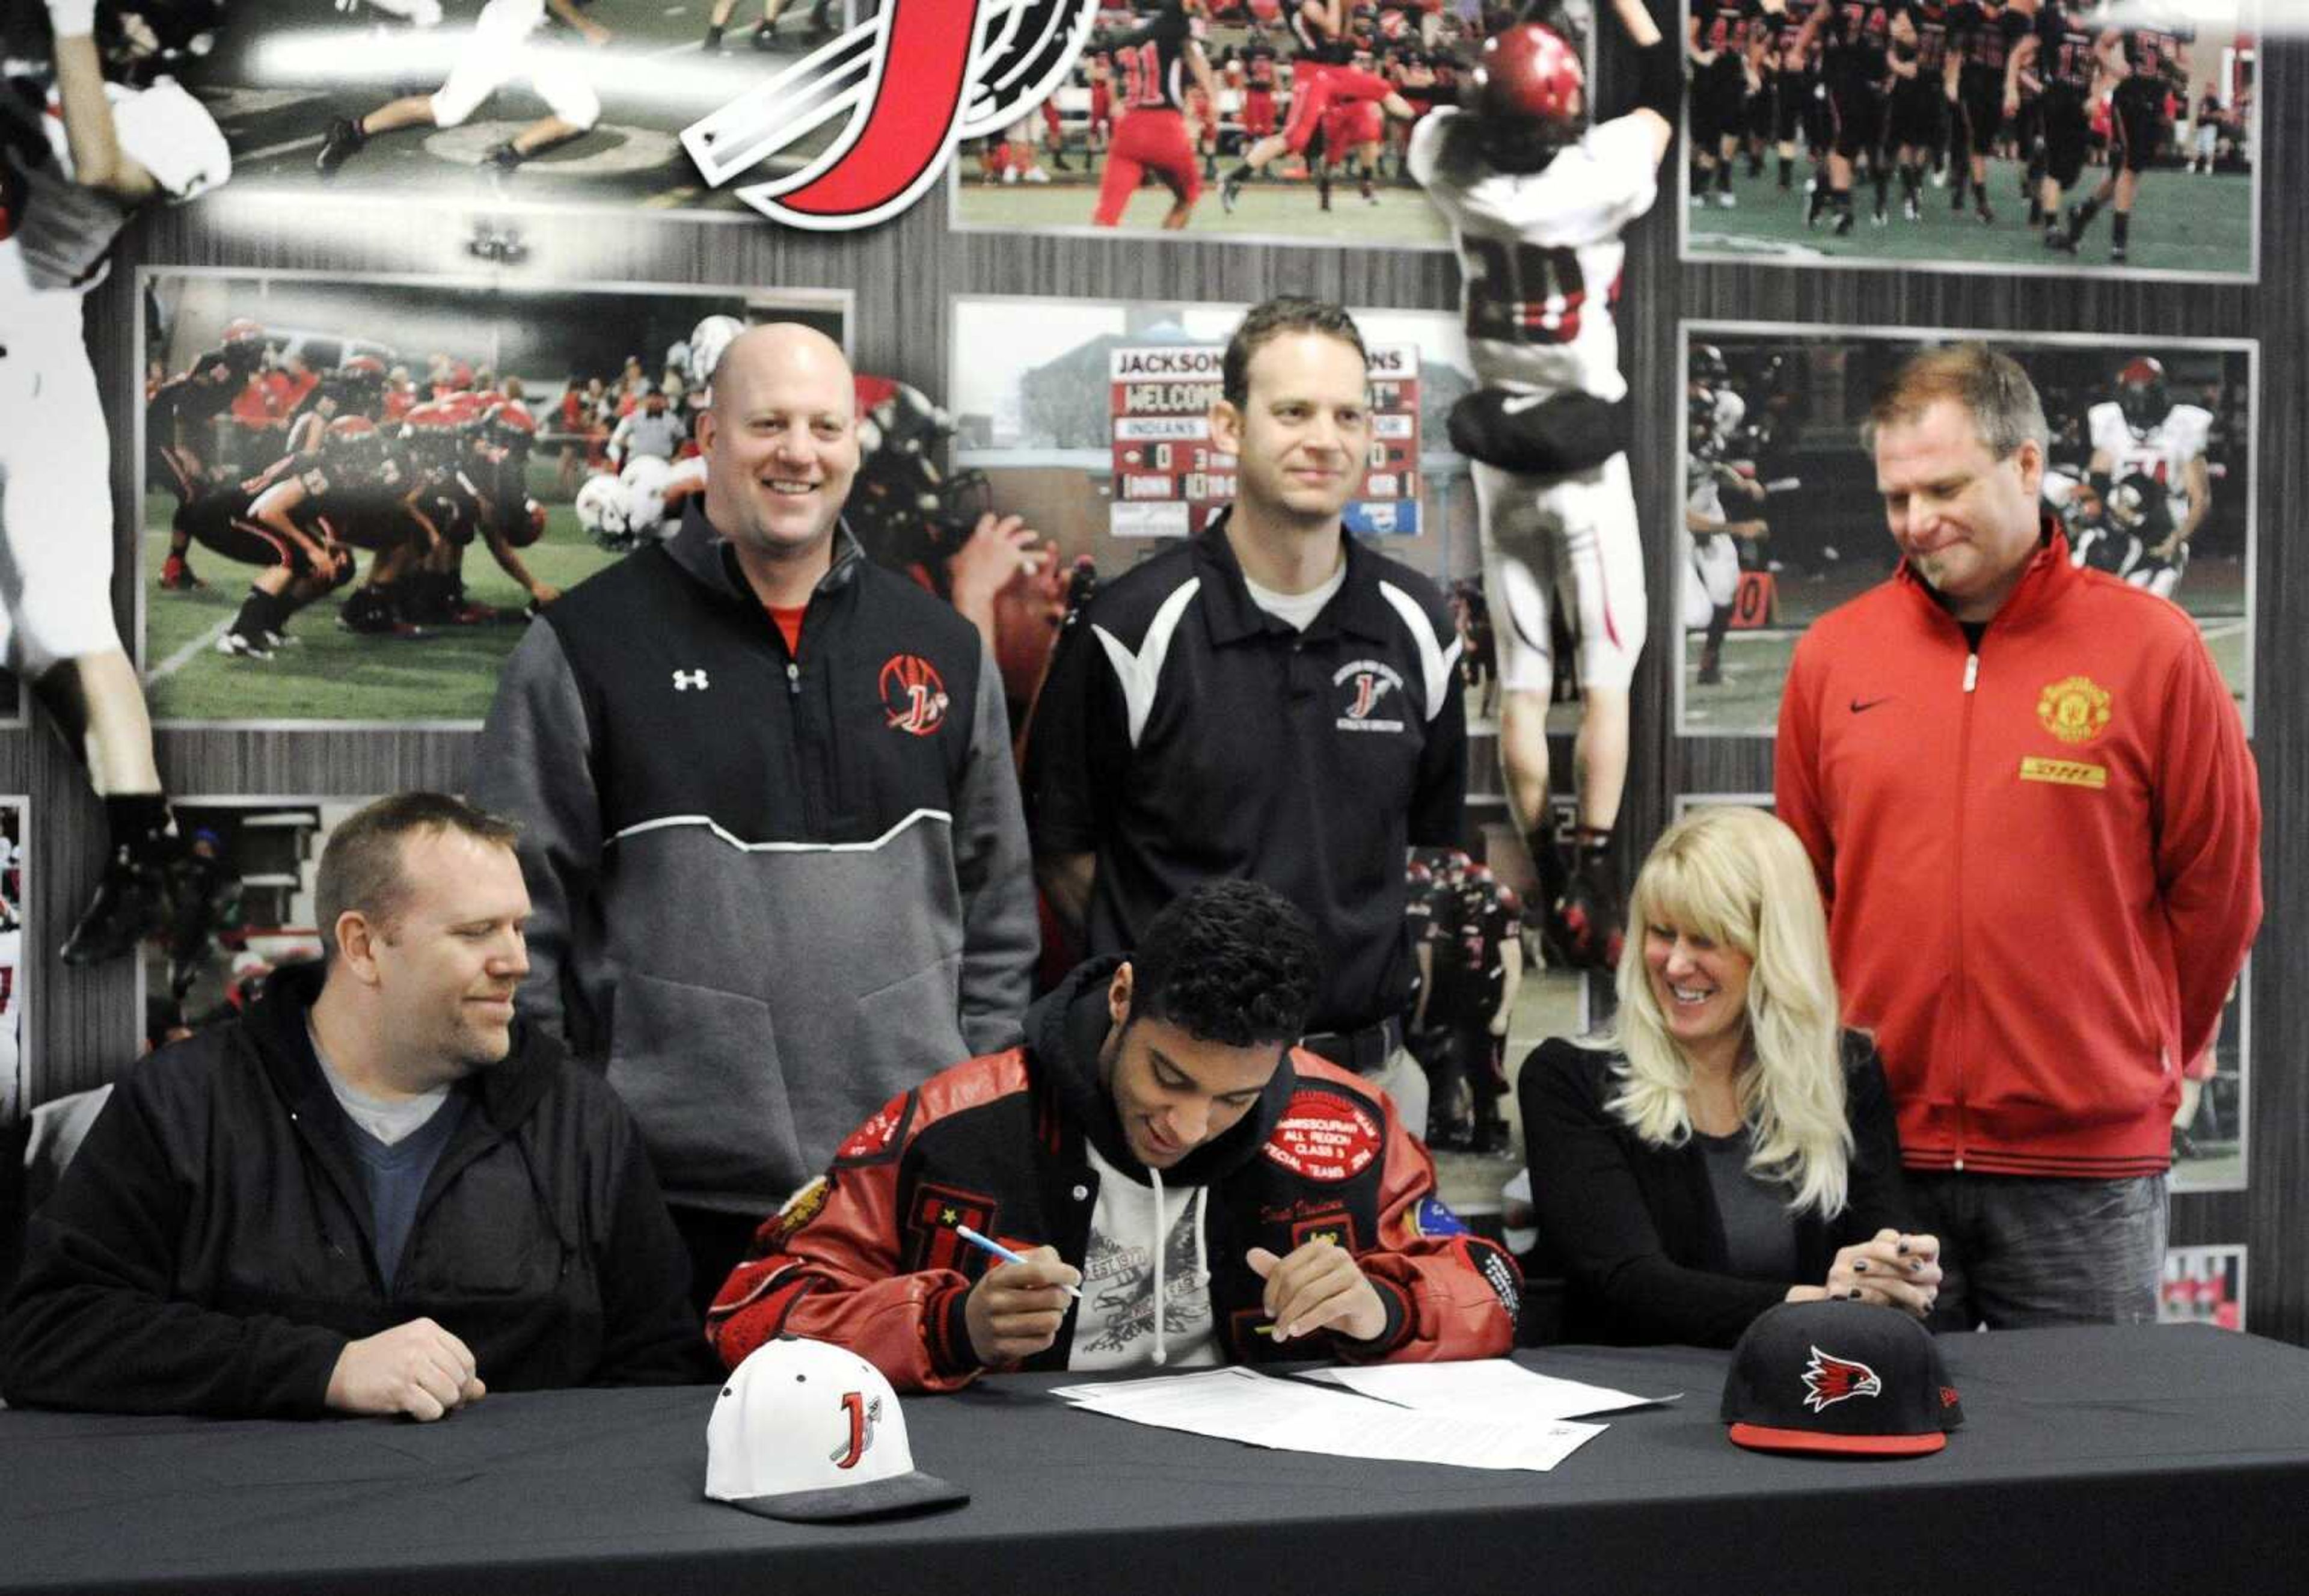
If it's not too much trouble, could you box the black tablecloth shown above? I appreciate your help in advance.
[4,1324,2302,1595]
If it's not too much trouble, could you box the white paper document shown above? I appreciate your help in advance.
[1299,1357,1677,1422]
[1050,1366,1605,1472]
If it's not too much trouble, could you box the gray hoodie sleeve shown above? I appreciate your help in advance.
[951,633,1037,1055]
[470,621,603,1052]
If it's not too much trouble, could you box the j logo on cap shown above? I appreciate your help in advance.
[706,1336,969,1521]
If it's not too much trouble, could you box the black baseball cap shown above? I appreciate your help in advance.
[1721,1301,1964,1457]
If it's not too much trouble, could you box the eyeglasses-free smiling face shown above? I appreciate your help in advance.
[1642,919,1753,1072]
[699,325,860,566]
[1098,965,1283,1170]
[1210,330,1374,529]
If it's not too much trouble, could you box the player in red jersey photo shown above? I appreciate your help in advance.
[1218,0,1417,212]
[1091,0,1219,228]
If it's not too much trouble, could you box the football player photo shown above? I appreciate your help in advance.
[2159,1245,2246,1331]
[951,0,1502,249]
[1405,801,1594,1171]
[133,797,376,1053]
[1680,0,2258,282]
[2169,968,2248,1194]
[126,0,859,214]
[138,270,847,725]
[1673,325,2254,740]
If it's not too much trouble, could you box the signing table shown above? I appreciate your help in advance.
[3,1324,2304,1595]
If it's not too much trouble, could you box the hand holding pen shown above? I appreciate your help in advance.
[957,1226,1084,1368]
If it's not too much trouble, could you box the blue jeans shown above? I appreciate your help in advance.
[1905,1171,2167,1330]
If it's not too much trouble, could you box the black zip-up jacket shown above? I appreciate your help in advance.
[471,502,1035,1215]
[0,964,713,1417]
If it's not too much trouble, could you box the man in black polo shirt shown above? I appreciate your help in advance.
[1027,296,1467,1137]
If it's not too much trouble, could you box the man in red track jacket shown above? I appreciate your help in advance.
[1776,343,2260,1330]
[707,881,1519,1390]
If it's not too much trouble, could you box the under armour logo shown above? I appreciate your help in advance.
[673,669,710,691]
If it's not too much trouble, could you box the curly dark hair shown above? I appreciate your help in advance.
[1126,880,1324,1047]
[1220,296,1370,410]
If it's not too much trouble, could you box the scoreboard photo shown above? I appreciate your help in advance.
[1106,342,1423,538]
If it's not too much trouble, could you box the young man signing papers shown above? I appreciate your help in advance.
[707,882,1520,1389]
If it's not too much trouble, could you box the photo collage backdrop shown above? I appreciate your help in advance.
[4,0,2298,1338]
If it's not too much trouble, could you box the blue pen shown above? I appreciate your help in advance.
[954,1225,1084,1299]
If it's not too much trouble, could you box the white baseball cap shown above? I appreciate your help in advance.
[705,1337,969,1522]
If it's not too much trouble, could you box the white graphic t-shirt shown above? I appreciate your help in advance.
[1066,1141,1221,1371]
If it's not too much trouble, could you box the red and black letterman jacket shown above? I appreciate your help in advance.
[707,960,1521,1391]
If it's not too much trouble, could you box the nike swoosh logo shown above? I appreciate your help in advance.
[1850,696,1893,714]
[1500,394,1546,415]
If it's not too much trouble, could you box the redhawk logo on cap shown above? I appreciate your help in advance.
[1801,1348,1883,1412]
[1723,1301,1963,1457]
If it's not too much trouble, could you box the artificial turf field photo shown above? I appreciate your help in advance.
[951,167,1455,246]
[141,486,624,725]
[1684,155,2252,276]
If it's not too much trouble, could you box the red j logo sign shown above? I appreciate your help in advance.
[682,0,1099,230]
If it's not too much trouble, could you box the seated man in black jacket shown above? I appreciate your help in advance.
[0,793,714,1419]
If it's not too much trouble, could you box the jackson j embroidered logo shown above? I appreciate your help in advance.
[830,1390,883,1469]
[1333,659,1406,733]
[682,0,1099,231]
[879,654,949,736]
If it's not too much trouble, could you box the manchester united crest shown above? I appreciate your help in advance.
[2036,675,2113,746]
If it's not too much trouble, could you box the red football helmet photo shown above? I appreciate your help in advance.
[2115,355,2172,438]
[322,414,399,488]
[1477,23,1585,132]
